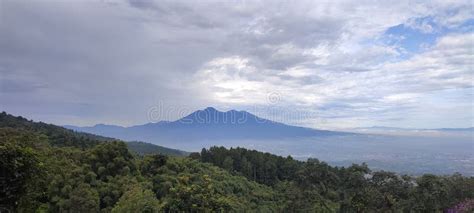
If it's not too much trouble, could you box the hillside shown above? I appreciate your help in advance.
[126,141,189,156]
[0,111,112,148]
[0,112,187,156]
[1,112,473,212]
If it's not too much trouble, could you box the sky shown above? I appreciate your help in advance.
[0,0,473,129]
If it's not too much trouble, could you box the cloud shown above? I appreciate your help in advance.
[0,0,472,128]
[195,32,473,128]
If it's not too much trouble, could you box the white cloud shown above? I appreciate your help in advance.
[195,32,473,128]
[405,18,435,33]
[0,0,472,128]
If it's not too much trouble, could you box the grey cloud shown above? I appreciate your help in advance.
[0,0,472,128]
[0,79,47,93]
[278,75,323,85]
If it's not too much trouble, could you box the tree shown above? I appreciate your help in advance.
[0,140,41,210]
[140,154,167,177]
[412,174,449,211]
[223,156,234,171]
[112,185,161,213]
[68,184,100,213]
[87,141,136,180]
[160,173,233,211]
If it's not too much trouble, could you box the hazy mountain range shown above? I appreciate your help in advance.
[65,107,353,143]
[65,107,473,143]
[345,126,474,137]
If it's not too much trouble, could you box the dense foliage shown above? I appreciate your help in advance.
[126,141,188,156]
[192,146,474,212]
[0,112,278,212]
[1,112,473,212]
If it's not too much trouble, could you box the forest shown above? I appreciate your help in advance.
[1,111,473,212]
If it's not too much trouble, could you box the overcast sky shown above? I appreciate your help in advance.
[0,0,473,129]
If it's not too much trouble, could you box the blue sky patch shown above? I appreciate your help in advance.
[384,18,439,57]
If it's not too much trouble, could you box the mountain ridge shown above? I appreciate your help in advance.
[65,107,354,143]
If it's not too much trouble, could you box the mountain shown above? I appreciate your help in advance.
[348,126,474,137]
[433,127,474,132]
[352,126,474,132]
[65,107,353,143]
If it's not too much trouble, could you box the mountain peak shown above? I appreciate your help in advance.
[93,123,123,128]
[203,107,219,112]
[174,107,270,125]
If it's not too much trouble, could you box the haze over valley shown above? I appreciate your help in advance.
[65,107,474,176]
